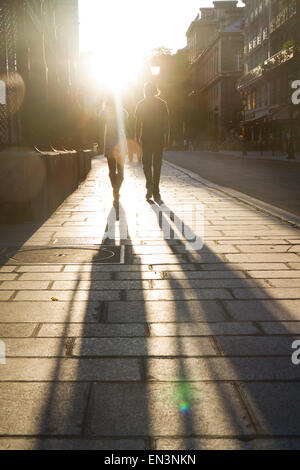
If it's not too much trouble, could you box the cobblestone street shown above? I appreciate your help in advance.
[0,156,300,450]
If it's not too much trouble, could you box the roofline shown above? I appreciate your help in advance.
[186,19,218,37]
[186,14,244,38]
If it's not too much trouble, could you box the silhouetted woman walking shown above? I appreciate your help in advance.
[100,94,128,206]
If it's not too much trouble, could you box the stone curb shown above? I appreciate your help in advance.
[165,161,300,229]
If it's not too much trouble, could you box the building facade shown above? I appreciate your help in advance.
[238,0,300,152]
[0,0,79,148]
[186,1,245,145]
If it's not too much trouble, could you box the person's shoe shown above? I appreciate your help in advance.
[146,190,153,201]
[153,194,163,205]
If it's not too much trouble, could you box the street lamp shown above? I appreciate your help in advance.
[288,75,296,160]
[242,96,247,155]
[287,107,296,160]
[150,66,160,93]
[151,66,160,76]
[213,106,219,152]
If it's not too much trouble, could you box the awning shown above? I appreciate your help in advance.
[244,109,270,124]
[265,104,294,121]
[243,105,297,125]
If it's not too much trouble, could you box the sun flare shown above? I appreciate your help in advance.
[79,0,203,92]
[88,51,142,91]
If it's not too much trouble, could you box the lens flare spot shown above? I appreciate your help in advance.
[179,401,190,414]
[0,71,25,115]
[173,381,193,415]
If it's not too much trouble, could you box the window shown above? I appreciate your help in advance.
[252,90,256,109]
[257,87,262,108]
[235,51,242,71]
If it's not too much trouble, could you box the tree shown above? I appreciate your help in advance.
[150,47,173,58]
[145,47,194,147]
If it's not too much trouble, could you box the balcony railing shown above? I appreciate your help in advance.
[238,45,299,89]
[238,64,263,88]
[263,44,298,70]
[270,2,297,33]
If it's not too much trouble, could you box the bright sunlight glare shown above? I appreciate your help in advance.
[79,0,202,90]
[87,51,143,91]
[79,0,244,91]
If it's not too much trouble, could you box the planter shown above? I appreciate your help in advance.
[0,149,92,223]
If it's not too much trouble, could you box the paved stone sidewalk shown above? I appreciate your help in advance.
[0,155,300,450]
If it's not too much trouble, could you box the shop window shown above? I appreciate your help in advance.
[252,90,256,109]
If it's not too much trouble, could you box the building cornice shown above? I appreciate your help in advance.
[194,70,243,95]
[186,19,218,37]
[238,45,299,90]
[191,30,243,65]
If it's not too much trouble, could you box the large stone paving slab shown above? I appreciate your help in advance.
[86,383,254,437]
[150,322,260,336]
[13,290,121,301]
[0,324,36,338]
[223,300,300,321]
[0,383,89,435]
[38,323,147,337]
[216,336,298,356]
[147,357,300,381]
[240,383,300,435]
[261,322,300,335]
[71,337,216,357]
[156,438,300,450]
[127,288,233,301]
[106,300,227,322]
[0,438,147,450]
[0,302,103,322]
[0,358,141,381]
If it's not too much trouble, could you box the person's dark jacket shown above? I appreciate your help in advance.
[135,96,169,147]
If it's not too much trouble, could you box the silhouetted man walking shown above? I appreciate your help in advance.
[135,82,169,204]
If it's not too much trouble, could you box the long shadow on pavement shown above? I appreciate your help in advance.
[145,199,300,449]
[34,161,300,449]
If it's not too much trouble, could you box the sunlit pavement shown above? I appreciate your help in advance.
[0,155,300,450]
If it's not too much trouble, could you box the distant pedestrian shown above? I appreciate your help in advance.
[135,82,170,204]
[287,134,295,160]
[99,94,128,206]
[188,139,194,151]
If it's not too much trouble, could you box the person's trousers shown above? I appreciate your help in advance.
[106,156,124,190]
[141,144,163,196]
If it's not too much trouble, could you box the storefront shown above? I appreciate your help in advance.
[241,104,300,152]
